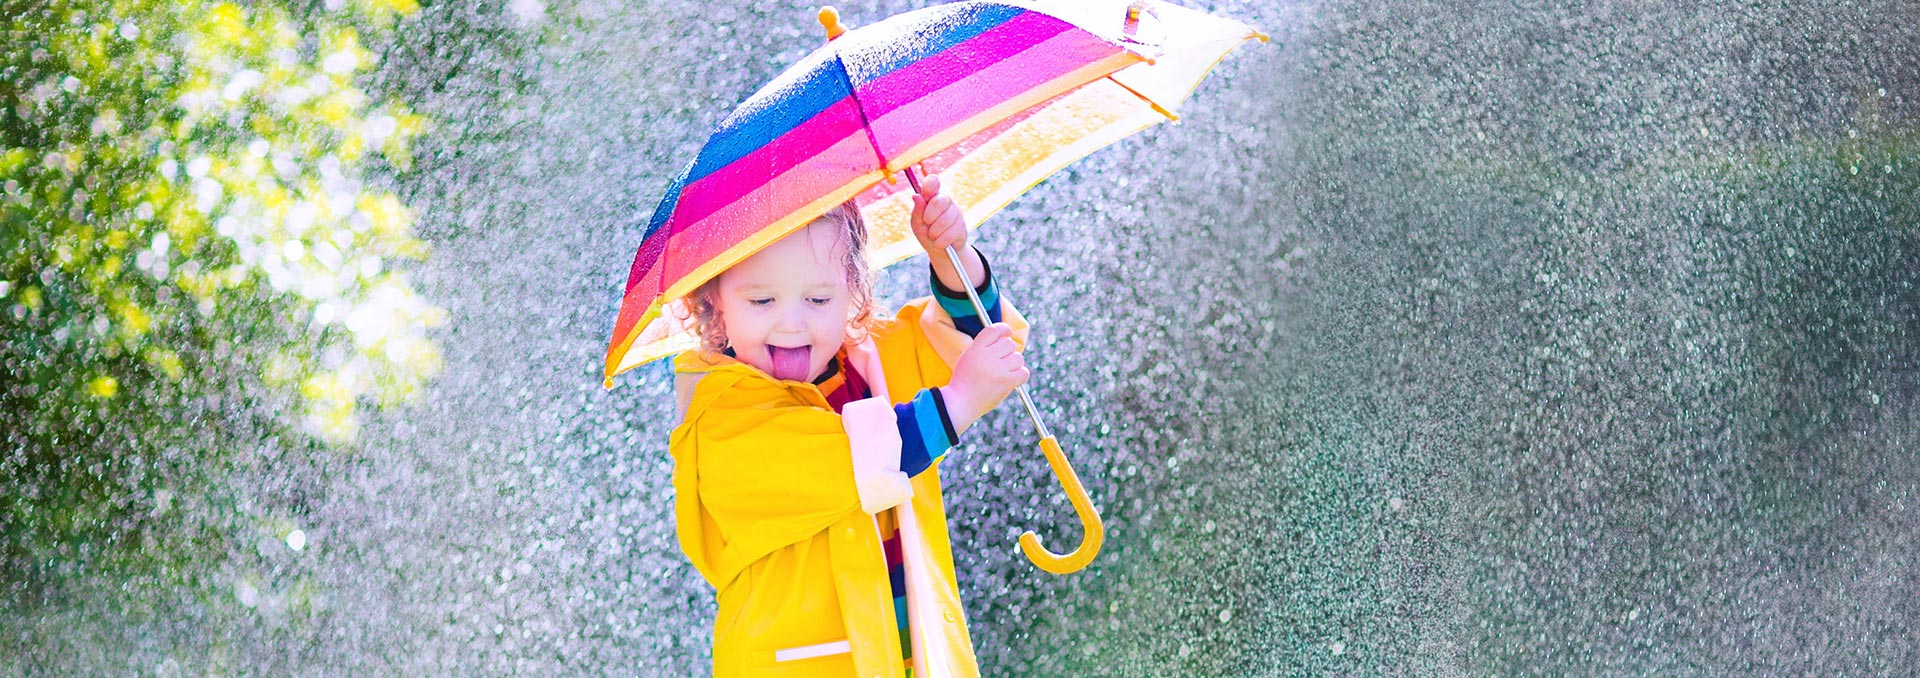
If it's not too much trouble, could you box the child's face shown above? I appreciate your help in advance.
[715,220,852,382]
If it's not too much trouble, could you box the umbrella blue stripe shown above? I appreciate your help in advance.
[681,54,856,191]
[841,3,1027,83]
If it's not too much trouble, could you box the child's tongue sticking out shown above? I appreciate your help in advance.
[766,345,814,382]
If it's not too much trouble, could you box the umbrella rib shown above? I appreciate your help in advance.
[831,54,896,176]
[1102,74,1180,122]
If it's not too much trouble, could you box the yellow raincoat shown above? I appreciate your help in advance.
[671,297,1027,677]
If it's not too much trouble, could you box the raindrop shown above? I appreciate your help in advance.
[1203,519,1216,533]
[287,529,307,551]
[1218,608,1232,623]
[1330,641,1345,656]
[236,580,259,608]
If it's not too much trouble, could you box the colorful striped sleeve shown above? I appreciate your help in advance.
[894,387,958,478]
[930,248,1003,337]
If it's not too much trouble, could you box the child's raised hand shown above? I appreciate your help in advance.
[940,323,1029,435]
[910,173,968,253]
[911,173,987,292]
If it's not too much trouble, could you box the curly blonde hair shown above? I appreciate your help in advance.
[683,201,876,353]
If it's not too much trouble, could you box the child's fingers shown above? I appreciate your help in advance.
[919,173,943,200]
[920,192,953,224]
[927,220,960,249]
[972,323,1010,343]
[982,339,1017,361]
[927,202,965,245]
[970,324,1014,354]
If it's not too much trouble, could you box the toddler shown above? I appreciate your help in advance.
[670,175,1027,677]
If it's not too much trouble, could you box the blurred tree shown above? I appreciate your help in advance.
[1,0,440,598]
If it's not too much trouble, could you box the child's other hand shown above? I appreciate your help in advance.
[911,173,968,254]
[941,323,1029,434]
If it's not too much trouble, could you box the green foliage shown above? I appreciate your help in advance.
[1,0,439,591]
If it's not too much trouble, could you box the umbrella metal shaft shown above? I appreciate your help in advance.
[905,167,1051,440]
[943,244,1052,440]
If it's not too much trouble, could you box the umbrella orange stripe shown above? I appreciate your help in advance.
[654,95,872,249]
[876,51,1142,176]
[608,267,663,362]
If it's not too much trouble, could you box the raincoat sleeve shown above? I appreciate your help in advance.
[672,371,911,586]
[928,249,1006,337]
[864,292,1031,479]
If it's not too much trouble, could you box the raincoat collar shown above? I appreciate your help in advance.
[673,338,891,421]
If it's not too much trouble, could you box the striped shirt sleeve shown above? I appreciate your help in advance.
[930,248,1002,337]
[894,387,957,478]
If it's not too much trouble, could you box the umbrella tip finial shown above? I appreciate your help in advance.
[603,375,615,390]
[819,6,846,41]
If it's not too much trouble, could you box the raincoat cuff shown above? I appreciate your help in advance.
[843,396,914,513]
[929,248,1001,336]
[897,388,957,478]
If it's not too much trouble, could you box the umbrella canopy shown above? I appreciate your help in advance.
[605,0,1265,380]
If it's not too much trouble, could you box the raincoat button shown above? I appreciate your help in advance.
[944,609,956,623]
[842,527,856,541]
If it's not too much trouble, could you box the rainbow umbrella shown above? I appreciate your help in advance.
[606,0,1264,573]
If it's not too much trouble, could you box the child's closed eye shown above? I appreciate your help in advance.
[806,296,832,306]
[748,297,774,307]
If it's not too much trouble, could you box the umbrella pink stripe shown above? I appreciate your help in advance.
[660,130,878,284]
[661,95,873,242]
[865,29,1124,157]
[853,11,1080,119]
[613,238,665,335]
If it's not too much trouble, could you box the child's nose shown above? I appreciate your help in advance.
[773,304,807,332]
